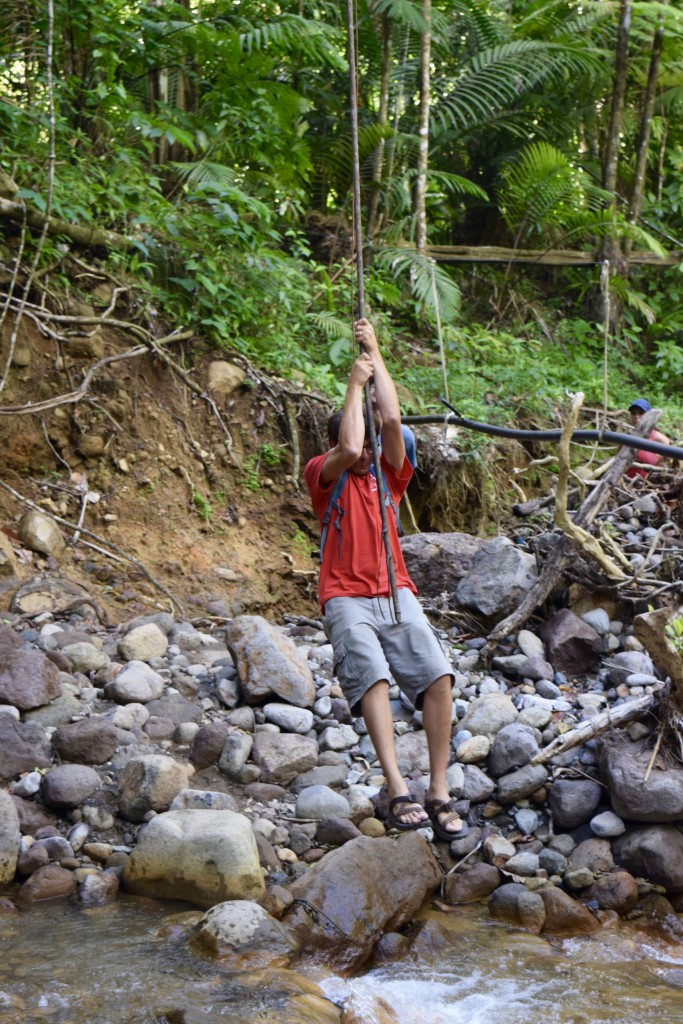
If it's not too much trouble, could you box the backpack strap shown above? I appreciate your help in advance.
[319,467,399,560]
[320,470,348,561]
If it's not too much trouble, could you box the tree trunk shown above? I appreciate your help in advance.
[624,9,666,260]
[595,0,632,331]
[414,0,431,253]
[368,14,392,237]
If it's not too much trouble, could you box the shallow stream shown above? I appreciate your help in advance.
[2,897,683,1024]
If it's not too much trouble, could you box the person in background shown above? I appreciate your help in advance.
[304,318,466,840]
[626,398,671,479]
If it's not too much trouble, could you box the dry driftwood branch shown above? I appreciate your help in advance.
[529,694,654,765]
[488,409,660,643]
[554,392,626,581]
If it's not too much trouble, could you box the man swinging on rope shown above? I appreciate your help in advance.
[304,318,467,840]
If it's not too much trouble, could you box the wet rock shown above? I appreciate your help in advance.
[0,789,20,885]
[0,645,61,711]
[539,609,602,675]
[282,832,440,974]
[548,778,602,830]
[444,863,501,904]
[488,883,546,934]
[118,755,190,821]
[0,716,52,780]
[123,809,265,906]
[51,718,118,765]
[192,898,300,970]
[78,868,120,906]
[227,616,315,708]
[537,886,600,935]
[41,764,101,811]
[18,863,77,902]
[586,870,638,915]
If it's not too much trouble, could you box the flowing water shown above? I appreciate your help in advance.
[1,897,683,1024]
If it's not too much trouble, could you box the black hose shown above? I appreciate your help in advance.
[402,407,683,461]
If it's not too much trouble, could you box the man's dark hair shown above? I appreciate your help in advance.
[327,408,378,446]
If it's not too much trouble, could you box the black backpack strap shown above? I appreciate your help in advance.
[320,470,348,560]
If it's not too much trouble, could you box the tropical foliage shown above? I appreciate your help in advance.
[2,0,683,421]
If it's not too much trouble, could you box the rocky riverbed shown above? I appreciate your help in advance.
[2,543,683,985]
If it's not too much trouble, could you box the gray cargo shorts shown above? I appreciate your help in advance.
[322,588,453,714]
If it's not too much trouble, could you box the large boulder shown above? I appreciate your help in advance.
[399,532,483,598]
[123,809,265,907]
[226,616,315,708]
[613,826,683,893]
[0,789,20,887]
[598,734,683,822]
[41,764,101,811]
[454,537,537,621]
[548,778,602,830]
[281,832,440,974]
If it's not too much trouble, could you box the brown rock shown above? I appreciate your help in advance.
[586,870,638,915]
[0,648,62,711]
[18,863,77,902]
[537,886,600,936]
[282,832,441,974]
[0,717,52,781]
[444,863,501,904]
[51,718,118,765]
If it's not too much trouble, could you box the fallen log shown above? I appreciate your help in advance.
[529,694,654,765]
[0,197,133,250]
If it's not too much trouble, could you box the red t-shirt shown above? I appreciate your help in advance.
[626,430,663,479]
[304,452,417,608]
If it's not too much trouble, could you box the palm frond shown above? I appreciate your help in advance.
[368,0,430,34]
[374,246,460,322]
[170,160,238,189]
[239,15,345,69]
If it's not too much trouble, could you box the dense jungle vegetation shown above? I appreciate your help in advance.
[2,0,683,441]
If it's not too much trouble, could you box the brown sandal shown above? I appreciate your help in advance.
[387,795,429,832]
[425,799,469,841]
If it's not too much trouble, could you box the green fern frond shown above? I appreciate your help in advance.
[170,160,238,189]
[374,246,460,323]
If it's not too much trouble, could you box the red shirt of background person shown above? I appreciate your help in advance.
[626,398,671,479]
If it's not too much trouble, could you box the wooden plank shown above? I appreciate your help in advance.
[427,245,683,267]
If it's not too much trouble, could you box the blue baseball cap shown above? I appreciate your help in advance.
[629,398,652,413]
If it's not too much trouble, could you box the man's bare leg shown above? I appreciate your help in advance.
[360,679,428,826]
[422,674,464,835]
